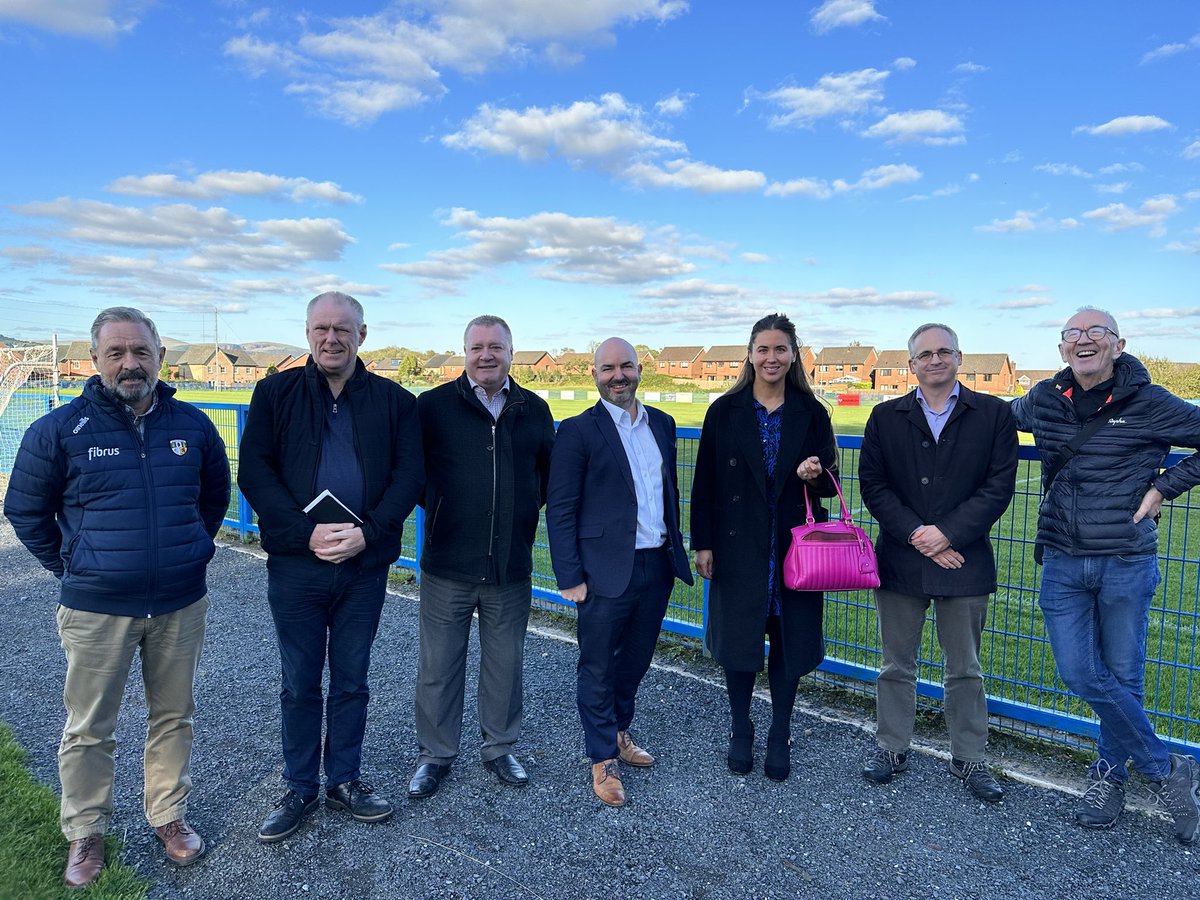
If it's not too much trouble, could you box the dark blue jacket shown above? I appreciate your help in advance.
[1011,354,1200,556]
[4,377,231,617]
[237,359,424,569]
[546,401,693,598]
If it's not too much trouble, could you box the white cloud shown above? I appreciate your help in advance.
[810,0,885,34]
[1121,306,1200,318]
[1098,162,1144,174]
[801,287,946,309]
[1035,162,1091,178]
[0,0,139,40]
[893,57,916,70]
[1017,283,1051,293]
[1140,34,1200,65]
[225,1,688,124]
[1082,195,1180,237]
[107,170,362,204]
[975,209,1076,233]
[1183,141,1200,160]
[903,183,962,202]
[761,68,889,128]
[954,62,988,74]
[624,160,766,193]
[381,208,703,290]
[655,92,692,116]
[863,109,964,146]
[994,296,1053,310]
[741,252,771,264]
[637,279,747,299]
[1074,115,1173,137]
[444,94,763,194]
[1165,240,1200,255]
[1095,182,1130,194]
[767,163,921,199]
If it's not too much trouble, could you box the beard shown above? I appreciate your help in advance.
[103,369,156,405]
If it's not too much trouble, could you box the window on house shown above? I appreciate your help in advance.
[984,374,993,382]
[880,368,891,376]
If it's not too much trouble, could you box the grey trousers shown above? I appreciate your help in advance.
[874,589,990,762]
[414,572,532,766]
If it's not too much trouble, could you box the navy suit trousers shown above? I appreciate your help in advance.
[576,546,674,763]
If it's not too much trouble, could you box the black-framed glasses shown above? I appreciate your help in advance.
[1061,326,1119,343]
[912,348,958,363]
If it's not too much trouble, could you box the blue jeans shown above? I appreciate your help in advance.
[1039,549,1169,782]
[267,556,389,796]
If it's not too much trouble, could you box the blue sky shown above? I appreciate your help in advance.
[1,1,1198,369]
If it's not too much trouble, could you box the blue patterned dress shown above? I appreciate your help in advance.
[754,399,785,617]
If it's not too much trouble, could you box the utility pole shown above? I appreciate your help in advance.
[213,309,220,391]
[52,333,61,408]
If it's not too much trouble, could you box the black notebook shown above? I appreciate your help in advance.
[303,489,364,525]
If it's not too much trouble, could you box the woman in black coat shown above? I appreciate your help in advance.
[691,313,839,781]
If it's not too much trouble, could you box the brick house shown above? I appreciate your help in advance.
[812,346,878,389]
[511,351,557,375]
[957,353,1015,395]
[423,353,450,378]
[655,346,704,380]
[441,355,466,379]
[57,340,98,379]
[872,350,916,394]
[1015,369,1059,391]
[700,345,747,382]
[366,357,404,378]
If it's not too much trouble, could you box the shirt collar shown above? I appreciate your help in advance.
[467,374,510,397]
[599,395,643,426]
[915,383,960,412]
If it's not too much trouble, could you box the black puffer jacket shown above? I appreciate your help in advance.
[1011,354,1200,556]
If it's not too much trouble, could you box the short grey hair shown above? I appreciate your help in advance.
[907,322,960,357]
[464,315,513,350]
[90,307,161,351]
[307,291,365,326]
[1067,305,1120,336]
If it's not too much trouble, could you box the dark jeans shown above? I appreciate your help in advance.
[576,547,673,763]
[266,555,389,796]
[1039,548,1170,782]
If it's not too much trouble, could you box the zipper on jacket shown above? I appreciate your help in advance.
[132,416,159,617]
[488,421,498,563]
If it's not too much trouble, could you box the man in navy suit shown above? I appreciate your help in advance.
[546,338,694,807]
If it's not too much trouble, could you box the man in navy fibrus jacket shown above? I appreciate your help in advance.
[238,292,423,843]
[546,338,693,807]
[5,306,230,888]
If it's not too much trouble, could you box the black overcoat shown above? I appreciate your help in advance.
[690,383,839,678]
[857,385,1017,597]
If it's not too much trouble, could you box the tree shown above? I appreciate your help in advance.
[159,358,170,381]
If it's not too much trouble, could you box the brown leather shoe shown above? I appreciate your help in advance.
[617,730,655,767]
[64,834,105,889]
[154,818,206,866]
[591,759,626,807]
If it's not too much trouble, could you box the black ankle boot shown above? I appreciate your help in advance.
[764,726,792,782]
[726,722,754,775]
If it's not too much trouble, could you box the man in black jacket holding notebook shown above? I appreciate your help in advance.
[239,292,424,843]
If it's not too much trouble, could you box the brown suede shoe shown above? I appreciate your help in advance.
[154,818,206,866]
[64,834,105,889]
[617,730,655,767]
[591,759,626,807]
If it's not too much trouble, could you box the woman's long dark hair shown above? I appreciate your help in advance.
[728,313,815,398]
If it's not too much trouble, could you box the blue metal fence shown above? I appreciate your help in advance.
[4,397,1197,754]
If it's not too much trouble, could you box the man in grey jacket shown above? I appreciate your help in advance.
[1011,306,1200,842]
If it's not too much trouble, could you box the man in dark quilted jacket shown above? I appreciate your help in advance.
[1011,306,1200,843]
[5,306,230,887]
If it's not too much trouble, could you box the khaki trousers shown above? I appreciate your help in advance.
[56,596,208,840]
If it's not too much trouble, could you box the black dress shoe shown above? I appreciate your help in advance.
[408,763,451,799]
[483,753,529,786]
[259,790,318,843]
[764,726,792,782]
[325,779,394,822]
[727,723,754,775]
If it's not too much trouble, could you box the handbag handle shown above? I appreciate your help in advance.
[803,475,851,525]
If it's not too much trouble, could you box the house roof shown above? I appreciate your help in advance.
[959,353,1011,374]
[703,345,747,363]
[873,350,911,368]
[815,346,876,365]
[444,355,466,367]
[370,357,404,370]
[1015,368,1059,383]
[423,353,450,368]
[555,351,592,364]
[657,346,704,362]
[512,350,550,365]
[56,340,93,362]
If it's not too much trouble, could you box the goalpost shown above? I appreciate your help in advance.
[0,344,58,475]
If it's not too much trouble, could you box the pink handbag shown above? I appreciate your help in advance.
[783,478,880,592]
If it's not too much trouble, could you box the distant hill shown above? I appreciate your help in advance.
[226,341,306,356]
[0,334,37,346]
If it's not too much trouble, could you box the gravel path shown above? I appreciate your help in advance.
[1,516,1197,899]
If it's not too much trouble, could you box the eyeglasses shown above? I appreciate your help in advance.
[912,348,958,363]
[1061,326,1119,343]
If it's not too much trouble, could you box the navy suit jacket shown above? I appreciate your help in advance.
[546,400,694,599]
